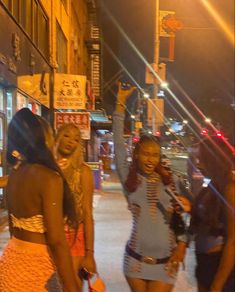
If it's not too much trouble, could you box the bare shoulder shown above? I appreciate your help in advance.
[30,164,62,184]
[81,162,92,175]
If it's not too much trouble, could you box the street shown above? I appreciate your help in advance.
[0,0,233,290]
[0,156,197,291]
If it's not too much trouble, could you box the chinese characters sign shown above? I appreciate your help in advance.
[54,112,91,140]
[54,74,87,109]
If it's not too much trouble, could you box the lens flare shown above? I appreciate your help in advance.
[200,0,234,45]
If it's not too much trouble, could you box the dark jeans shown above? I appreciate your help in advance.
[196,252,235,292]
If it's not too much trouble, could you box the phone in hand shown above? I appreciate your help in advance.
[120,82,132,90]
[79,267,91,280]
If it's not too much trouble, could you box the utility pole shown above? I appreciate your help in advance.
[152,0,160,134]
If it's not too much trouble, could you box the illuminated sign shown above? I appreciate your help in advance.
[54,112,90,140]
[54,74,87,109]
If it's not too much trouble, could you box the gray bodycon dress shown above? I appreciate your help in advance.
[113,112,177,284]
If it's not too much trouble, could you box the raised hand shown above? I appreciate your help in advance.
[116,82,136,106]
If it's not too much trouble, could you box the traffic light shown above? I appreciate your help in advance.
[215,131,223,138]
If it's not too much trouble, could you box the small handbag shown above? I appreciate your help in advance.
[87,273,106,292]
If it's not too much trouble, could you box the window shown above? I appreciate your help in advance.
[1,0,49,59]
[20,0,32,36]
[12,0,19,21]
[6,90,13,123]
[1,0,10,9]
[32,0,38,45]
[56,22,68,73]
[38,5,48,57]
[0,88,4,112]
[16,92,28,111]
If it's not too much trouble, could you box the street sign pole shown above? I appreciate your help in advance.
[153,0,160,134]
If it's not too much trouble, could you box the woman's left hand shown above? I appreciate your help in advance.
[81,252,97,275]
[174,196,191,213]
[165,242,186,277]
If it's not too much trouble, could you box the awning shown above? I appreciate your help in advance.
[89,110,112,130]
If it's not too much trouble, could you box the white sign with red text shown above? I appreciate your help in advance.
[54,112,90,140]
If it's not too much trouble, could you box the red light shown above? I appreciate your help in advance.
[201,128,208,135]
[132,136,139,143]
[216,131,223,138]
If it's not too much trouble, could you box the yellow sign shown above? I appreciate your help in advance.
[54,74,86,109]
[135,121,142,129]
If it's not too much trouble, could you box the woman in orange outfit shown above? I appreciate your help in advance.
[55,123,96,290]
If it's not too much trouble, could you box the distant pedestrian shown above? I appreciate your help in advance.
[55,123,96,290]
[0,108,80,291]
[113,83,190,292]
[190,136,235,292]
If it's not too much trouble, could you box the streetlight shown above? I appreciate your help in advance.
[160,82,169,88]
[143,92,150,99]
[205,117,211,123]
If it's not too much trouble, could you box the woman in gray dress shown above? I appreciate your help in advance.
[113,83,189,292]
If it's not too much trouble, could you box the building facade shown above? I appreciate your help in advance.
[0,0,102,178]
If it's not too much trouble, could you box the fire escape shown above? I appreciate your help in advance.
[86,0,102,109]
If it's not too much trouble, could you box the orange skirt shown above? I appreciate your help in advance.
[65,223,85,257]
[0,237,62,292]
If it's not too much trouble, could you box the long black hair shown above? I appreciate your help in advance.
[124,134,171,192]
[7,108,78,228]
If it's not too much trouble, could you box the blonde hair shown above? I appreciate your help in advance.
[55,123,84,169]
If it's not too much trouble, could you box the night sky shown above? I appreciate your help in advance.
[100,0,234,139]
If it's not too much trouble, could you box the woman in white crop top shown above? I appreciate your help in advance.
[0,108,80,292]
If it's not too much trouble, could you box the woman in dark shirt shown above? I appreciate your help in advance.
[190,136,235,292]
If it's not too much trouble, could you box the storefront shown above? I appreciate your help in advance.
[87,110,112,169]
[0,4,52,175]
